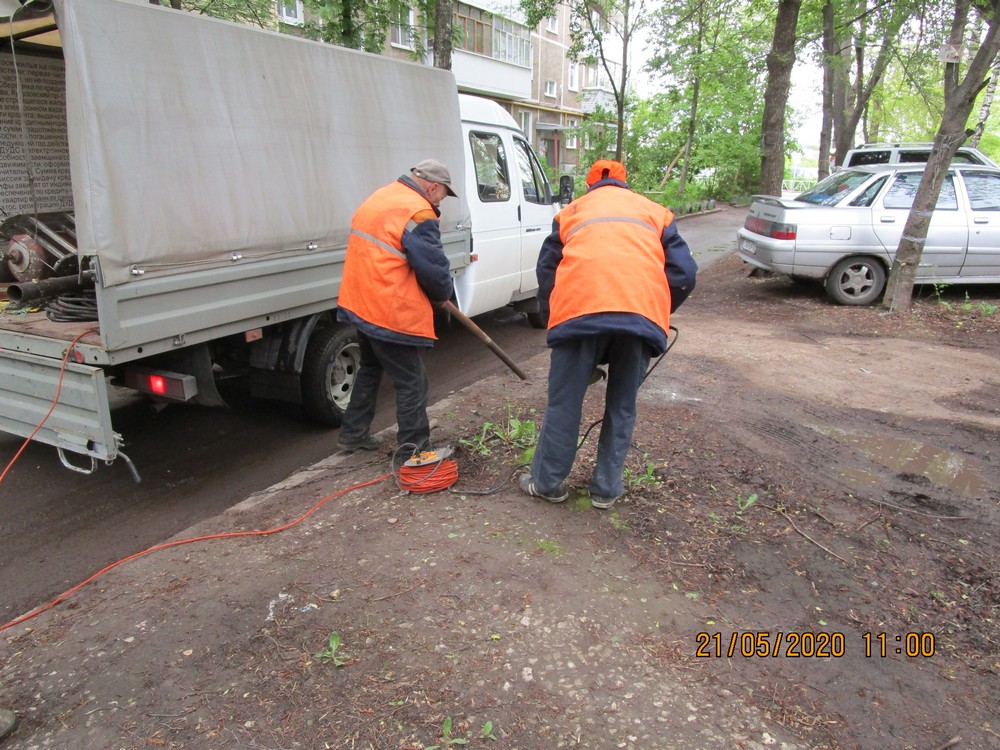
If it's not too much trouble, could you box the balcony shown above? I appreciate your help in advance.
[580,86,616,114]
[449,48,531,100]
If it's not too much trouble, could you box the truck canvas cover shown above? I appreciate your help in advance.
[20,0,469,287]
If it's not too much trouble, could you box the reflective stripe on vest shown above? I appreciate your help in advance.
[338,181,438,339]
[549,187,673,334]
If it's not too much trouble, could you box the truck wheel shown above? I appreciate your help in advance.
[825,256,886,306]
[301,325,360,426]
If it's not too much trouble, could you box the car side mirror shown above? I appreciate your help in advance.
[558,175,574,205]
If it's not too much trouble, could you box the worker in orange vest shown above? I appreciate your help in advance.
[336,159,457,458]
[520,159,697,509]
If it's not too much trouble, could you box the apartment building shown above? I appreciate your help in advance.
[275,0,620,178]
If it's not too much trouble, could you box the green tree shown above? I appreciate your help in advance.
[301,0,427,53]
[883,0,1000,312]
[645,0,770,198]
[521,0,648,160]
[150,0,275,27]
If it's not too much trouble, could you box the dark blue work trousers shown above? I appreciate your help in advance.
[531,333,650,499]
[339,331,432,452]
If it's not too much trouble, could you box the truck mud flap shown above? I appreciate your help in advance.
[0,349,120,464]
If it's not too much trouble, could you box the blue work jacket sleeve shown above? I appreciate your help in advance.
[662,222,698,312]
[535,217,564,318]
[402,218,455,303]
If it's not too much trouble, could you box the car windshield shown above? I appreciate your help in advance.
[796,171,874,206]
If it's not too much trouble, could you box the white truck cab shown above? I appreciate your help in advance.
[456,94,559,320]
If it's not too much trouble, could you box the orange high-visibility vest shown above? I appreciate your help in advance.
[548,187,674,333]
[338,181,439,339]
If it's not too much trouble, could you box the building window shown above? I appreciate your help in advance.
[519,111,531,135]
[545,15,558,33]
[544,79,557,98]
[493,17,531,67]
[568,62,579,92]
[277,0,303,24]
[390,7,416,50]
[566,118,578,149]
[456,2,490,55]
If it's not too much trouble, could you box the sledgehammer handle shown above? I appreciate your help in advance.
[443,300,528,381]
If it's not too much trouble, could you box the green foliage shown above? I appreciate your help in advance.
[636,0,768,200]
[177,0,276,27]
[301,0,430,54]
[623,454,659,492]
[479,720,498,740]
[735,492,758,515]
[425,716,469,748]
[459,402,538,456]
[314,631,349,666]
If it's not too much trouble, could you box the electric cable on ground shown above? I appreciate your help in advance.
[392,443,459,493]
[0,470,391,634]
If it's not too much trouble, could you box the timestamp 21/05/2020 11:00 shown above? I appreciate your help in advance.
[695,631,937,659]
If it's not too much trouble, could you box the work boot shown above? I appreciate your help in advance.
[0,709,16,742]
[337,434,384,453]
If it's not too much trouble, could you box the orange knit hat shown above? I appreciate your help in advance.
[585,159,627,186]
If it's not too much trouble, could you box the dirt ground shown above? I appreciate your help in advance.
[1,252,998,750]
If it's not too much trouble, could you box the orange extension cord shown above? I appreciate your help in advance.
[396,457,459,493]
[0,471,392,634]
[0,334,457,634]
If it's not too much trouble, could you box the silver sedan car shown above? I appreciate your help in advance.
[737,163,1000,304]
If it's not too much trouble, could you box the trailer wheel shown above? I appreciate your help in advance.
[301,325,360,426]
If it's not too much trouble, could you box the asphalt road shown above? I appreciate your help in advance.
[0,205,744,626]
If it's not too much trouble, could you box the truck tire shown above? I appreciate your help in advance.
[301,325,360,427]
[824,256,886,306]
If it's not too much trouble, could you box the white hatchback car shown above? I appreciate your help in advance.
[737,164,1000,305]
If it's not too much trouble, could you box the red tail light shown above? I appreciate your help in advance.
[745,216,797,240]
[124,369,198,402]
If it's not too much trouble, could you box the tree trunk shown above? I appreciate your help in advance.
[614,0,632,161]
[759,0,803,195]
[818,0,836,180]
[883,0,1000,312]
[434,0,453,70]
[970,61,1000,146]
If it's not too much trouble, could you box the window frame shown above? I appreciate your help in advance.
[390,6,417,50]
[277,0,304,25]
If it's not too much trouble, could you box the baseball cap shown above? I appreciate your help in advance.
[411,158,458,197]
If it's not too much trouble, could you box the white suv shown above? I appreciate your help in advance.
[841,142,997,169]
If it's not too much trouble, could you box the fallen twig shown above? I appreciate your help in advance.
[771,507,852,565]
[369,584,420,602]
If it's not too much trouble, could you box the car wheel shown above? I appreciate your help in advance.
[825,256,887,306]
[301,325,360,426]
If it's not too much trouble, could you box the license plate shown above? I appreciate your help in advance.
[740,238,756,255]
